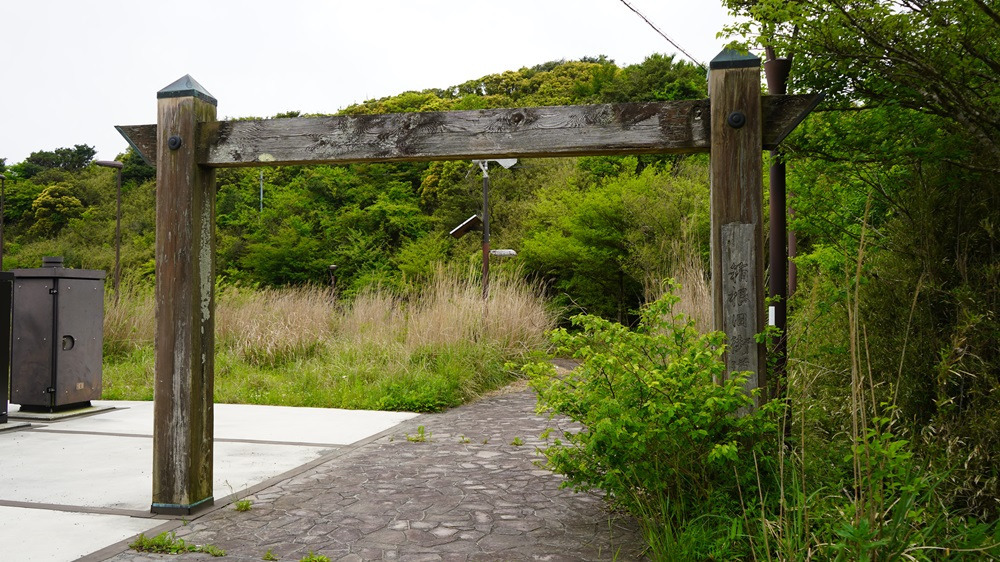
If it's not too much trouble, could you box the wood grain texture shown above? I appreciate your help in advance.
[721,223,760,411]
[709,64,767,403]
[117,95,819,167]
[115,125,158,166]
[201,101,709,167]
[152,92,217,514]
[762,93,823,149]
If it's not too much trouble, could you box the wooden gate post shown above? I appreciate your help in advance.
[152,75,217,514]
[709,50,766,409]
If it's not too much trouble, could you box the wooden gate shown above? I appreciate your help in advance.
[118,49,819,514]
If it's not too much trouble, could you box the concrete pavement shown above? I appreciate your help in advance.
[3,384,646,561]
[0,400,418,561]
[100,385,646,561]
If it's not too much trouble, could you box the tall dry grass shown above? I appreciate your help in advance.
[216,284,334,366]
[104,282,337,366]
[335,288,405,347]
[103,266,556,410]
[644,237,712,333]
[103,280,155,356]
[405,265,553,354]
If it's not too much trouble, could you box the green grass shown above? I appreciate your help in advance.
[406,425,431,442]
[129,531,225,557]
[102,267,555,412]
[104,343,521,413]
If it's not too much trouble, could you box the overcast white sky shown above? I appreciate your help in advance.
[0,1,737,165]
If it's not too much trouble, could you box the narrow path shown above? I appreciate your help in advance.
[103,385,646,561]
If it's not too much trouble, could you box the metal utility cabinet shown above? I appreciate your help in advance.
[11,257,105,411]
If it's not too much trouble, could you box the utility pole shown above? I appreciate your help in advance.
[478,161,490,300]
[474,159,516,300]
[95,160,124,303]
[764,49,793,400]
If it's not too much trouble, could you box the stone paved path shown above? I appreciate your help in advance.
[103,384,646,561]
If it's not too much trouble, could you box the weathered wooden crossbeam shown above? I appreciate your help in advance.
[131,61,820,516]
[117,94,820,167]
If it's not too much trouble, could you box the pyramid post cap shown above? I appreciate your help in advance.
[710,48,761,70]
[157,74,217,105]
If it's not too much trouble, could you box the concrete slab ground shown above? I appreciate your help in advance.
[0,400,418,561]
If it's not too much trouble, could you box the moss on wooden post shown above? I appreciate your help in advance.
[709,50,766,410]
[151,75,217,515]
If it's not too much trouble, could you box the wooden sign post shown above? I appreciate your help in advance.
[151,75,217,515]
[121,61,817,514]
[709,50,766,408]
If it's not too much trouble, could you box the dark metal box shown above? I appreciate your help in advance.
[10,261,105,411]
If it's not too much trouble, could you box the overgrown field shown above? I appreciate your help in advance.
[102,267,555,412]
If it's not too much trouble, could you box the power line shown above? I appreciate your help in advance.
[617,0,706,70]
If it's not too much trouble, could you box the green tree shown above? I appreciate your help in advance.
[599,53,706,103]
[120,147,155,186]
[29,183,84,237]
[14,145,97,179]
[725,0,999,163]
[725,0,1000,517]
[520,158,709,323]
[2,180,45,231]
[240,216,326,285]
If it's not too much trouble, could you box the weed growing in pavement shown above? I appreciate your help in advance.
[262,548,278,560]
[510,437,524,446]
[406,425,431,442]
[201,544,226,557]
[298,552,330,562]
[459,435,471,444]
[225,480,252,512]
[129,531,225,557]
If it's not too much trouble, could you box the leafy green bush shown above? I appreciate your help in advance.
[520,158,710,324]
[828,419,999,560]
[526,282,779,518]
[527,284,1000,560]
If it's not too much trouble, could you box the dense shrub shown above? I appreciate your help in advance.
[526,284,779,552]
[528,283,1000,559]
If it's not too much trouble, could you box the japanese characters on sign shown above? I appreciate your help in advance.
[721,223,758,385]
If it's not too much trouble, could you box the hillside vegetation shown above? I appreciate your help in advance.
[3,9,1000,554]
[1,54,707,322]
